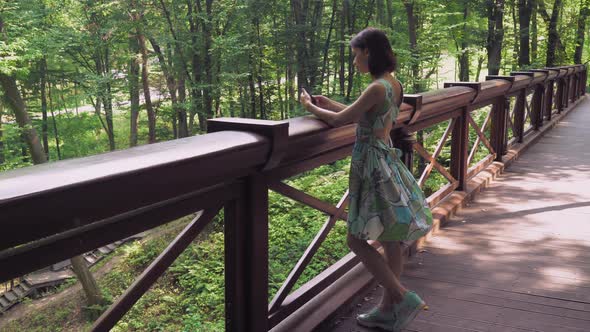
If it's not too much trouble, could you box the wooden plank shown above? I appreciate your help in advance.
[403,259,590,302]
[268,181,347,221]
[418,119,455,187]
[269,190,349,313]
[467,110,492,164]
[414,143,456,184]
[408,253,590,289]
[431,228,590,262]
[466,112,495,156]
[403,277,590,315]
[410,295,588,331]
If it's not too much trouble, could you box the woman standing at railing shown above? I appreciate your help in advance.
[300,27,433,331]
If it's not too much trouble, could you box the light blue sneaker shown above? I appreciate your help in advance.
[356,306,397,330]
[392,291,426,331]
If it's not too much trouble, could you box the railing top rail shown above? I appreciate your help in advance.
[0,131,269,203]
[0,131,271,251]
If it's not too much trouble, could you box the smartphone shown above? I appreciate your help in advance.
[303,88,318,105]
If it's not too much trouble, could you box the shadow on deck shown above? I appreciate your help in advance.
[323,98,590,331]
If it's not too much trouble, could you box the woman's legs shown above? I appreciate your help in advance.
[379,241,405,309]
[347,234,407,307]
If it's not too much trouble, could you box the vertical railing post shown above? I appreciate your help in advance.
[451,107,469,190]
[224,175,269,332]
[393,130,416,171]
[571,71,578,102]
[513,89,526,142]
[575,71,581,101]
[563,70,572,108]
[224,197,244,331]
[571,70,577,102]
[556,77,565,113]
[532,83,545,130]
[583,66,588,96]
[209,118,288,332]
[545,80,554,120]
[580,67,585,97]
[491,96,507,161]
[399,94,422,174]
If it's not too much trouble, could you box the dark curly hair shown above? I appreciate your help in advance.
[350,28,398,76]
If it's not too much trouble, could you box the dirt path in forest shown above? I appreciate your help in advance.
[0,253,125,330]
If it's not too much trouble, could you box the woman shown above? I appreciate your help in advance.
[299,28,433,331]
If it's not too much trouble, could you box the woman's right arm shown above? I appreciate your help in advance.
[314,96,348,112]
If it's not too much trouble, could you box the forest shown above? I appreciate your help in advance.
[0,0,588,331]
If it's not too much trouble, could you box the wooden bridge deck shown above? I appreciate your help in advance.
[325,99,590,331]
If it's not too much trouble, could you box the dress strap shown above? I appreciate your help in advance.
[377,78,393,99]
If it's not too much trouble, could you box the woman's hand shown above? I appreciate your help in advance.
[299,89,313,109]
[299,90,334,111]
[313,95,332,109]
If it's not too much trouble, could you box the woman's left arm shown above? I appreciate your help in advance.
[300,83,384,127]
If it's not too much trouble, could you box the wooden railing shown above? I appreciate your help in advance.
[0,64,585,331]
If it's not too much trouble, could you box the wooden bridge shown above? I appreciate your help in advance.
[0,65,587,331]
[325,95,590,332]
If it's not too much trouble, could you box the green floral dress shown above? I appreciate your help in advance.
[348,79,433,241]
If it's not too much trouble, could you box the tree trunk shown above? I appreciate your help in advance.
[239,82,246,118]
[131,0,156,144]
[404,0,421,92]
[39,58,49,157]
[339,1,346,96]
[71,256,105,306]
[308,0,323,90]
[254,16,265,119]
[487,0,505,75]
[128,37,140,147]
[158,0,196,132]
[376,0,386,26]
[538,1,566,58]
[531,1,538,62]
[248,57,257,118]
[458,2,470,81]
[386,0,395,30]
[545,0,562,67]
[518,0,532,67]
[0,73,47,164]
[150,38,188,137]
[346,0,358,100]
[138,31,156,144]
[178,74,187,137]
[511,0,519,71]
[47,82,62,160]
[203,0,214,122]
[320,0,337,90]
[292,0,309,93]
[574,0,589,64]
[94,44,115,151]
[277,74,284,119]
[285,10,295,116]
[189,1,205,132]
[104,47,115,151]
[175,74,188,137]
